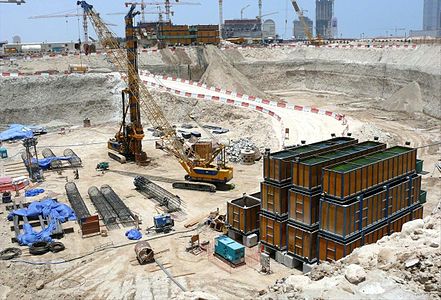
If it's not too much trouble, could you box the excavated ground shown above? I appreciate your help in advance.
[0,44,440,299]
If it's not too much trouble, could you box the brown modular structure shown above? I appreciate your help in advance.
[260,214,287,250]
[322,146,417,201]
[288,189,320,226]
[292,141,386,192]
[261,182,290,218]
[227,192,260,235]
[263,137,357,184]
[320,175,422,239]
[318,204,423,262]
[287,224,319,263]
[157,24,220,45]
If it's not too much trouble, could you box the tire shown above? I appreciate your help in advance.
[0,248,22,260]
[49,242,65,253]
[29,241,50,255]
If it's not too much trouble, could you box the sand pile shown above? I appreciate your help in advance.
[382,81,424,114]
[259,201,441,300]
[200,46,269,99]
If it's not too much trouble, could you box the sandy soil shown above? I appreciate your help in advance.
[0,44,440,299]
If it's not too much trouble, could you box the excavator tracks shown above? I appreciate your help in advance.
[172,181,217,193]
[108,151,127,164]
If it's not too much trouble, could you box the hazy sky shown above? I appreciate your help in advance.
[0,0,423,43]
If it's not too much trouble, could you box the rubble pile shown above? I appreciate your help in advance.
[226,138,258,163]
[260,201,441,300]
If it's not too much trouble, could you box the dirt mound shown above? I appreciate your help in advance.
[383,81,424,114]
[0,74,123,125]
[200,46,269,99]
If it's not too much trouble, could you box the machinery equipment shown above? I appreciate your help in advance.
[96,162,109,171]
[214,235,245,266]
[290,0,324,46]
[78,1,233,190]
[153,214,174,233]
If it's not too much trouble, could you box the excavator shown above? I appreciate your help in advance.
[77,1,233,192]
[290,0,324,46]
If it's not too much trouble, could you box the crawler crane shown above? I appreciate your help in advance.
[77,1,233,191]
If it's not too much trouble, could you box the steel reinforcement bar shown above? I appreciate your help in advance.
[65,182,91,220]
[88,186,118,229]
[134,176,182,212]
[64,148,82,167]
[100,184,134,227]
[42,148,62,169]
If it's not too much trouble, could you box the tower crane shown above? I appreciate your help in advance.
[0,0,25,4]
[77,1,233,191]
[240,4,250,20]
[30,9,92,44]
[125,1,201,22]
[290,0,323,45]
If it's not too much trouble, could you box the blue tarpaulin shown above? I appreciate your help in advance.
[25,188,45,197]
[125,229,142,240]
[31,156,72,170]
[0,124,45,141]
[7,198,77,245]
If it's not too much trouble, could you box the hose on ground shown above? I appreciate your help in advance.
[0,248,22,260]
[29,241,50,255]
[49,242,65,253]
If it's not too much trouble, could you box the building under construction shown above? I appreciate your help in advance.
[137,22,220,47]
[223,19,262,39]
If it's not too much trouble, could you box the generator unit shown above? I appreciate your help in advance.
[153,214,174,233]
[214,235,245,265]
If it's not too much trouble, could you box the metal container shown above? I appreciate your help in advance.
[214,235,245,265]
[261,181,291,218]
[264,137,357,184]
[227,192,260,235]
[322,146,417,201]
[292,141,386,192]
[318,204,423,262]
[260,214,287,250]
[320,175,422,239]
[287,223,318,263]
[135,241,154,265]
[288,189,320,227]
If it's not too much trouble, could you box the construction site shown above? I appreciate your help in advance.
[0,0,440,299]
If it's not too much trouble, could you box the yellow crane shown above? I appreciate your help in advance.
[290,0,324,46]
[77,1,233,191]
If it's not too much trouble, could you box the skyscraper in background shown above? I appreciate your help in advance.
[423,0,441,31]
[410,0,441,37]
[316,0,334,38]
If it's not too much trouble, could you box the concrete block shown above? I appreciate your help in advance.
[275,251,286,264]
[243,233,258,247]
[283,253,301,269]
[302,262,315,274]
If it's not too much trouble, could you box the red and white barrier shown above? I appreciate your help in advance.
[139,71,344,121]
